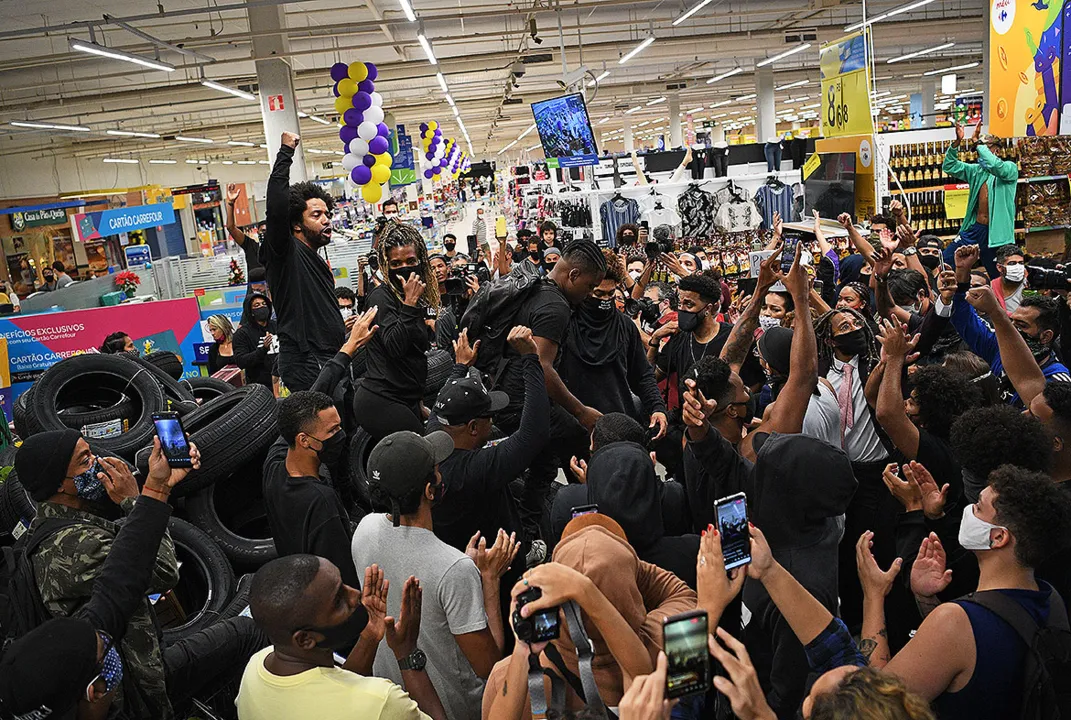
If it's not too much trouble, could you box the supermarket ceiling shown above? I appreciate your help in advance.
[0,0,986,166]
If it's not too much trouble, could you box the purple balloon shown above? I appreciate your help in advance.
[343,108,363,127]
[419,122,428,132]
[365,62,378,81]
[340,125,358,144]
[432,166,441,175]
[330,62,349,82]
[332,81,341,98]
[377,123,390,138]
[425,151,434,161]
[353,91,372,112]
[357,79,375,94]
[424,168,434,179]
[363,154,377,168]
[368,136,389,155]
[352,165,373,185]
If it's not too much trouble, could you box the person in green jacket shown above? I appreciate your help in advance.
[941,120,1019,279]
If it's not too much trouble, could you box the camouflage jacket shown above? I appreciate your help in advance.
[30,499,179,719]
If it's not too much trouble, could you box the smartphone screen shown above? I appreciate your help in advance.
[571,503,598,518]
[664,611,710,698]
[152,412,192,468]
[780,235,800,274]
[716,493,751,570]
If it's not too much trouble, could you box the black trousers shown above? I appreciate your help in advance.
[164,616,268,710]
[278,348,336,392]
[353,385,423,442]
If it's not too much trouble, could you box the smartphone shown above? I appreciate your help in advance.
[813,279,824,295]
[715,492,751,570]
[152,411,193,468]
[663,610,710,698]
[780,234,800,274]
[571,503,599,518]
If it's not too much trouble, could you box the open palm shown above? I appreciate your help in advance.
[911,533,952,598]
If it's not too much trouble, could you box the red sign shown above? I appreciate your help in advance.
[268,95,284,112]
[193,288,206,297]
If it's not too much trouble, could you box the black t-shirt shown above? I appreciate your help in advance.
[238,232,266,282]
[657,322,765,405]
[262,440,360,589]
[498,280,571,408]
[362,284,430,404]
[915,429,962,502]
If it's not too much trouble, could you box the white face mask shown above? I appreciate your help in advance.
[758,315,781,332]
[958,503,1007,551]
[1003,264,1025,284]
[629,270,642,281]
[340,306,354,320]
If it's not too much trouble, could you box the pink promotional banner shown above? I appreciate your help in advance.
[0,298,203,421]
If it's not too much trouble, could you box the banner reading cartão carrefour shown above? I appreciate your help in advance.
[69,202,175,242]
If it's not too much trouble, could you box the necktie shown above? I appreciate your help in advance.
[838,362,855,444]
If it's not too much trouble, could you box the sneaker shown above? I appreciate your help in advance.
[526,539,547,568]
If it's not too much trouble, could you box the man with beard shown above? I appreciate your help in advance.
[558,250,667,439]
[263,132,345,391]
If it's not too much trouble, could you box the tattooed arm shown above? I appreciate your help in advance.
[721,249,779,372]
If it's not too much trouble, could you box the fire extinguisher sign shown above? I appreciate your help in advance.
[268,95,285,112]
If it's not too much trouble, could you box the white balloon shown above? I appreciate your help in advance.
[341,153,360,171]
[370,92,383,107]
[357,121,378,142]
[348,138,370,156]
[363,106,385,126]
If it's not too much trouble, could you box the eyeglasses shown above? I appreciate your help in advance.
[85,630,115,700]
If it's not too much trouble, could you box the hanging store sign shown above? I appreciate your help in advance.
[70,202,176,242]
[819,29,874,138]
[9,207,69,231]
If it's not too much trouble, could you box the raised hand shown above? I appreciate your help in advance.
[837,212,854,229]
[856,531,902,600]
[911,532,953,598]
[346,306,378,350]
[466,530,520,581]
[385,576,422,659]
[902,461,949,519]
[966,285,1002,317]
[226,183,241,204]
[881,462,922,513]
[506,325,536,356]
[896,224,919,250]
[402,272,426,306]
[281,131,300,148]
[682,378,717,430]
[756,244,782,291]
[696,523,746,619]
[954,244,979,271]
[361,564,389,642]
[708,628,776,720]
[569,455,588,484]
[876,318,920,362]
[776,241,807,298]
[146,436,201,492]
[938,269,958,304]
[619,652,676,720]
[453,327,481,366]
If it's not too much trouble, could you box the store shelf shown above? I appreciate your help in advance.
[1019,174,1071,184]
[885,175,1069,195]
[1017,224,1071,234]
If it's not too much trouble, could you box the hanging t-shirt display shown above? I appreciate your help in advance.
[677,185,718,241]
[714,197,762,233]
[641,205,682,241]
[600,196,640,248]
[753,182,798,229]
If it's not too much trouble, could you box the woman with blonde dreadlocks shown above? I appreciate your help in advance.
[353,220,441,440]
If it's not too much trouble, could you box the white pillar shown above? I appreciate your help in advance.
[624,123,635,152]
[710,123,726,143]
[921,79,936,129]
[668,94,683,148]
[756,65,776,142]
[247,1,307,181]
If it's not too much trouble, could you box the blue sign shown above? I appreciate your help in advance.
[73,202,176,242]
[193,342,213,365]
[557,154,599,168]
[124,245,152,268]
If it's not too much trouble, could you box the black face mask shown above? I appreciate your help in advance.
[252,306,271,323]
[309,430,347,465]
[583,296,615,321]
[444,242,456,251]
[919,254,941,271]
[620,234,636,245]
[729,393,757,425]
[389,267,419,291]
[677,304,709,333]
[304,603,369,651]
[833,328,869,357]
[544,261,556,273]
[530,250,541,261]
[512,249,526,263]
[1020,329,1049,359]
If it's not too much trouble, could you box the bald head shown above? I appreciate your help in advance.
[249,554,323,645]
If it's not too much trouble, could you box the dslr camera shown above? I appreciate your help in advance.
[1027,265,1071,291]
[512,587,561,643]
[624,297,661,325]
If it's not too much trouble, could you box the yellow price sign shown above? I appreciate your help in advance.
[802,153,822,180]
[943,184,970,221]
[821,71,874,138]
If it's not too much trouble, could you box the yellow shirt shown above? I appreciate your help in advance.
[237,647,431,720]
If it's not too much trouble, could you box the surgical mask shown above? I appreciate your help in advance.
[677,305,708,333]
[958,503,1006,551]
[833,328,869,357]
[389,267,419,291]
[1003,264,1025,284]
[309,430,347,465]
[919,254,941,271]
[339,306,354,320]
[71,460,107,502]
[87,644,124,698]
[304,604,369,651]
[898,303,919,315]
[384,211,398,220]
[758,315,781,332]
[629,270,642,281]
[252,306,271,323]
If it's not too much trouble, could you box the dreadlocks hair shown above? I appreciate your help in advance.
[560,239,608,277]
[814,307,881,380]
[288,182,335,234]
[377,220,440,309]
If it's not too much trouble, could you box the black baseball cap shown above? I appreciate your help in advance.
[367,431,454,515]
[918,235,943,251]
[434,376,509,425]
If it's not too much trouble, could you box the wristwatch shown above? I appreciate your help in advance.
[902,246,918,257]
[397,648,427,671]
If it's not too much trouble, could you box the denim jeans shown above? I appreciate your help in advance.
[943,222,998,279]
[764,141,782,172]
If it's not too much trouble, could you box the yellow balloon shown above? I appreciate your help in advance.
[428,121,438,131]
[334,95,352,116]
[348,61,368,82]
[371,163,391,184]
[337,78,358,97]
[361,182,383,204]
[375,151,393,166]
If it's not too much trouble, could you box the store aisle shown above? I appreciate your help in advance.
[444,201,503,253]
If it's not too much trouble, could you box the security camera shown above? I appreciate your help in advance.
[511,60,526,79]
[556,65,590,90]
[530,18,542,44]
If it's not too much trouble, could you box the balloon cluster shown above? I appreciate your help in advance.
[419,122,471,182]
[330,60,392,204]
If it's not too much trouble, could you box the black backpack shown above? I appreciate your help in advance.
[459,271,543,385]
[0,518,77,651]
[962,588,1071,720]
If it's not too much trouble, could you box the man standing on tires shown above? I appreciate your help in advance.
[15,430,267,719]
[263,132,346,392]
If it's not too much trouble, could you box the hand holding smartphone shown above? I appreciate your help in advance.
[663,610,710,698]
[152,412,193,468]
[715,492,751,571]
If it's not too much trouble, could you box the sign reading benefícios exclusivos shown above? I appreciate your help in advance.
[70,202,175,242]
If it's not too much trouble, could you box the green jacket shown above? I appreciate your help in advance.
[31,499,179,719]
[942,143,1018,248]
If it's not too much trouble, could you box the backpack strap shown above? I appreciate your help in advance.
[960,590,1048,647]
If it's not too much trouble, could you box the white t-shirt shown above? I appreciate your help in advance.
[351,515,488,720]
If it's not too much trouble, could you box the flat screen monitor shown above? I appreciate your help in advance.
[531,93,599,168]
[804,152,856,220]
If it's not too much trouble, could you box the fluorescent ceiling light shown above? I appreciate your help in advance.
[638,120,651,127]
[519,123,537,139]
[776,79,810,91]
[185,159,207,164]
[436,72,448,92]
[237,160,258,165]
[525,143,542,151]
[598,117,609,124]
[417,34,437,65]
[735,93,757,101]
[923,61,980,76]
[799,102,821,109]
[107,129,161,138]
[887,42,954,64]
[687,107,705,114]
[625,106,642,114]
[68,39,175,72]
[712,113,728,119]
[673,0,715,26]
[176,136,214,144]
[11,121,90,132]
[259,160,270,164]
[103,158,139,163]
[846,0,936,32]
[149,159,177,164]
[298,112,308,118]
[619,36,654,65]
[646,96,666,106]
[871,90,891,98]
[202,80,256,101]
[588,70,610,87]
[222,160,234,165]
[307,115,332,125]
[259,144,268,149]
[227,140,256,147]
[709,99,734,108]
[452,105,460,116]
[398,0,417,22]
[756,43,810,67]
[445,94,455,107]
[497,139,518,155]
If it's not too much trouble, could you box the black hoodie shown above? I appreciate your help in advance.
[232,291,278,388]
[550,442,700,588]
